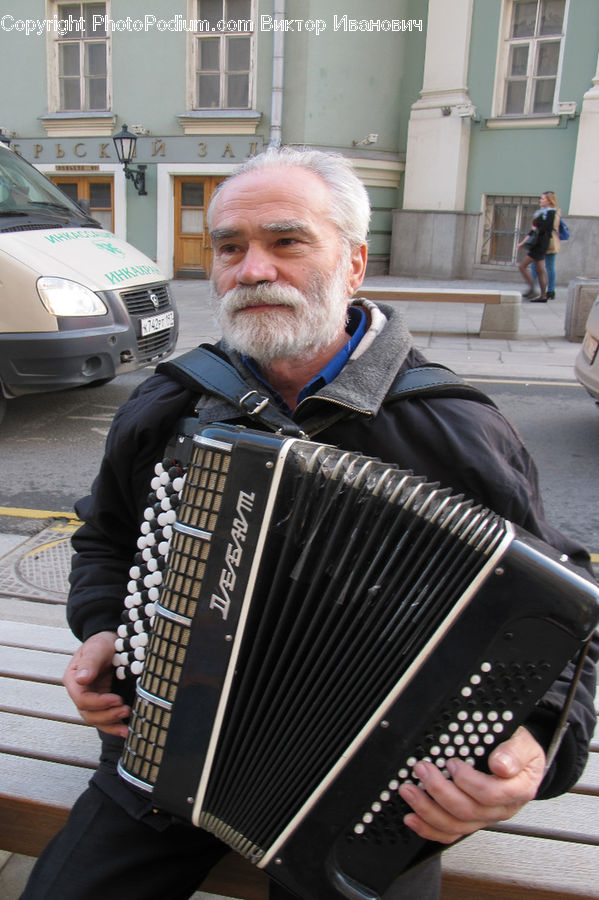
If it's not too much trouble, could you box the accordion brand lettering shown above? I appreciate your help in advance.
[210,490,255,620]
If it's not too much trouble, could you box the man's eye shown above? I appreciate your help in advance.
[217,244,240,255]
[276,237,299,247]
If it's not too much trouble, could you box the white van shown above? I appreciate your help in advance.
[0,143,178,422]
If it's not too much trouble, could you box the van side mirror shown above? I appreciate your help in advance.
[76,198,90,214]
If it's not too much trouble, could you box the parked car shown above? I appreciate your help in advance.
[0,143,178,424]
[574,295,599,402]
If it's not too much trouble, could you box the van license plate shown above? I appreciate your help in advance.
[141,311,175,336]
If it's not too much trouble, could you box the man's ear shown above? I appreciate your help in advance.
[348,243,368,294]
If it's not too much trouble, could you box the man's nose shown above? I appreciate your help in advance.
[236,244,277,285]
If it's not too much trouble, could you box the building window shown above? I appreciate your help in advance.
[50,2,109,111]
[481,195,539,265]
[498,0,566,116]
[194,0,253,108]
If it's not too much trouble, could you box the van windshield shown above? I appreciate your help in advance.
[0,146,98,227]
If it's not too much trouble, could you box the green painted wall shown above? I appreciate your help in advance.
[0,1,49,137]
[109,0,187,134]
[281,0,422,153]
[465,0,599,213]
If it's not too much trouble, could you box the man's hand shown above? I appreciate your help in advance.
[398,726,546,844]
[63,631,130,738]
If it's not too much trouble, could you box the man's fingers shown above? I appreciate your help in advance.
[61,630,130,735]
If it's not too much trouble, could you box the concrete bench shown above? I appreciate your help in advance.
[1,618,597,899]
[357,287,521,339]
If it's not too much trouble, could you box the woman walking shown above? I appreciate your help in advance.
[517,192,558,303]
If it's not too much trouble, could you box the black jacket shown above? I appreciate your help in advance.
[68,302,597,805]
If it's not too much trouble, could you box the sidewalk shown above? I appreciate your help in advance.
[0,275,588,898]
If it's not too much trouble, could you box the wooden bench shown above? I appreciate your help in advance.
[357,287,521,339]
[1,617,597,899]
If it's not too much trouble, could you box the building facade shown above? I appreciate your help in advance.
[393,0,599,284]
[1,0,597,284]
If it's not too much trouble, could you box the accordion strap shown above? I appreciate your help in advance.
[158,344,305,436]
[157,347,496,437]
[386,364,497,408]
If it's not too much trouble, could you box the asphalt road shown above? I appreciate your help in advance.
[1,375,597,558]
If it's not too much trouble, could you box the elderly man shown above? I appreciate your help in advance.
[22,148,596,900]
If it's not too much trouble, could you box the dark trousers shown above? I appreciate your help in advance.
[21,781,441,900]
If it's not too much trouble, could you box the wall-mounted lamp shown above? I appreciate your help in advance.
[557,101,578,118]
[352,133,378,147]
[454,103,479,119]
[113,124,147,196]
[0,128,15,145]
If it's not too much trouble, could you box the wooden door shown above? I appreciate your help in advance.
[174,176,225,279]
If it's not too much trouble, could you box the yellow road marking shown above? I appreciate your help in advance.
[0,506,79,522]
[471,378,579,387]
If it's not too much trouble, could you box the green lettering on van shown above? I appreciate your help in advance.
[105,264,161,284]
[44,229,103,244]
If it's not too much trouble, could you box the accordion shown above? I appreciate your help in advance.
[117,423,599,900]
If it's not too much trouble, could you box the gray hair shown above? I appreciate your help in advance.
[207,146,371,248]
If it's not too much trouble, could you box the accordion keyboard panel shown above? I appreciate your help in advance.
[119,437,232,789]
[117,425,599,899]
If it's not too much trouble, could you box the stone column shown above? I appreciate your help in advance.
[569,52,599,215]
[402,0,475,211]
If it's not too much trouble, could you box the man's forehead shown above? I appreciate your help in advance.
[210,219,316,240]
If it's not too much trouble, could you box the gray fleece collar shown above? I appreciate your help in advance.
[308,299,413,416]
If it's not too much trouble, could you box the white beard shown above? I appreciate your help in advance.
[211,259,351,366]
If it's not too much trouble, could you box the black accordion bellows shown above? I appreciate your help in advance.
[118,424,599,900]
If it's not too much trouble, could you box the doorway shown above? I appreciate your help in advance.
[174,176,226,279]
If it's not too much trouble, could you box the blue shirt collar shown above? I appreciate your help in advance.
[243,305,367,411]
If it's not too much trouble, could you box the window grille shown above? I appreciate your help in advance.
[481,195,540,265]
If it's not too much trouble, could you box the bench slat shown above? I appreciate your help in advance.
[0,754,93,855]
[489,791,599,845]
[0,620,78,654]
[0,794,73,858]
[359,288,503,304]
[573,750,599,795]
[0,711,99,768]
[0,752,92,807]
[0,645,68,684]
[0,675,83,723]
[443,829,599,899]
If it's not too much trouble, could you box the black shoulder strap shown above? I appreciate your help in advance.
[157,347,497,438]
[385,364,497,408]
[156,344,304,435]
